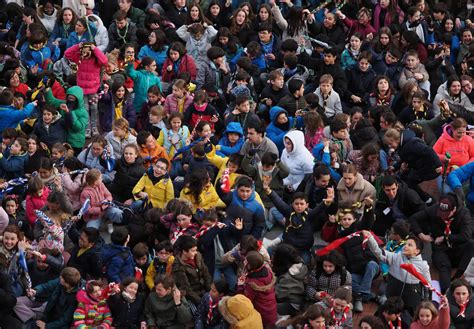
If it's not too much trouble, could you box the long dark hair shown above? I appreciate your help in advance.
[56,7,77,26]
[111,80,129,103]
[272,244,303,277]
[184,168,210,205]
[286,7,305,37]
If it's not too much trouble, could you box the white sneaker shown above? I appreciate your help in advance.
[263,236,282,249]
[107,223,114,234]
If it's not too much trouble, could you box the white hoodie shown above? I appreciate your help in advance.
[88,14,109,53]
[281,130,315,190]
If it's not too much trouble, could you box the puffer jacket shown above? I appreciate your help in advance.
[104,131,137,159]
[78,141,116,181]
[266,106,304,153]
[110,157,145,202]
[433,124,474,173]
[281,130,315,190]
[101,243,134,283]
[125,62,162,113]
[163,92,194,116]
[275,263,307,308]
[216,122,244,157]
[32,111,72,149]
[138,45,169,72]
[144,292,192,329]
[65,44,107,95]
[79,181,113,221]
[218,295,263,329]
[433,82,474,116]
[132,168,174,208]
[73,289,112,328]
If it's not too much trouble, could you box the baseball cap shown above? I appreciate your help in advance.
[437,195,456,220]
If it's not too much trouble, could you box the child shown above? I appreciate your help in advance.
[137,130,169,169]
[35,157,62,192]
[195,279,229,329]
[399,50,430,98]
[196,46,231,92]
[107,12,138,52]
[172,235,212,306]
[66,17,96,48]
[78,135,116,184]
[132,157,174,209]
[132,242,151,285]
[160,199,200,244]
[137,85,164,131]
[448,279,474,328]
[0,137,29,180]
[376,297,410,329]
[67,227,102,280]
[314,74,343,123]
[161,41,197,83]
[25,176,50,227]
[105,118,137,160]
[98,80,136,133]
[277,78,306,117]
[33,105,72,149]
[0,90,37,135]
[259,70,289,120]
[145,240,175,291]
[0,225,29,296]
[266,106,304,153]
[398,90,434,126]
[341,33,362,70]
[216,122,244,157]
[176,22,218,68]
[138,29,169,73]
[184,90,220,132]
[158,112,190,160]
[144,275,193,327]
[279,53,309,86]
[225,95,260,132]
[79,169,123,230]
[64,42,107,137]
[101,226,135,283]
[20,30,60,73]
[242,250,277,328]
[412,298,450,329]
[2,195,29,239]
[108,278,146,328]
[144,105,166,139]
[73,280,113,328]
[304,111,325,152]
[164,79,194,116]
[329,119,353,164]
[316,287,353,328]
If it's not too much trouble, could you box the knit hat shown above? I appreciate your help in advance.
[246,251,264,271]
[231,85,251,100]
[438,195,456,220]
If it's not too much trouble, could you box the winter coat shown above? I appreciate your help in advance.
[447,162,474,204]
[337,172,376,212]
[138,45,169,72]
[398,105,435,126]
[66,28,97,49]
[78,142,116,181]
[176,25,217,67]
[126,62,162,113]
[448,291,474,329]
[33,112,72,149]
[314,87,343,120]
[275,263,307,308]
[277,94,306,118]
[195,293,228,329]
[340,47,360,70]
[0,102,36,133]
[266,106,304,153]
[399,63,429,89]
[345,65,377,102]
[79,182,113,221]
[373,4,404,31]
[38,6,59,33]
[98,91,137,132]
[138,144,169,169]
[104,131,137,159]
[107,21,138,52]
[65,44,107,95]
[67,226,103,280]
[306,266,352,302]
[145,256,175,290]
[20,42,60,71]
[25,187,50,225]
[180,183,225,213]
[184,102,220,131]
[101,243,134,283]
[132,169,174,208]
[45,86,89,148]
[216,122,244,157]
[218,295,263,329]
[433,82,474,116]
[342,16,376,39]
[281,130,315,190]
[144,292,193,328]
[243,264,277,327]
[239,138,279,165]
[50,22,75,50]
[0,152,29,180]
[433,124,474,172]
[109,157,145,202]
[88,14,109,53]
[161,53,197,83]
[108,292,146,329]
[410,303,449,329]
[196,59,230,91]
[73,289,112,328]
[164,93,194,116]
[172,252,212,305]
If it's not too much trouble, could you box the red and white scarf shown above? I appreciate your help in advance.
[330,304,350,327]
[194,222,227,239]
[387,316,402,329]
[316,231,371,256]
[443,217,454,236]
[458,301,469,318]
[207,295,220,324]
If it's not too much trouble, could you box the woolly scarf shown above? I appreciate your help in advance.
[330,303,350,327]
[387,316,402,329]
[207,295,220,324]
[122,290,136,303]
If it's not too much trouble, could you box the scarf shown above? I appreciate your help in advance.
[316,231,370,256]
[387,316,402,329]
[458,301,468,318]
[285,211,308,232]
[194,222,227,239]
[207,295,220,324]
[116,22,129,44]
[444,217,454,237]
[122,290,136,303]
[376,89,392,106]
[330,303,350,327]
[170,224,198,244]
[195,102,208,112]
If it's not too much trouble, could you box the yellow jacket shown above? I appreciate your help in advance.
[145,256,175,290]
[219,295,263,329]
[132,173,174,209]
[206,145,242,188]
[179,184,226,213]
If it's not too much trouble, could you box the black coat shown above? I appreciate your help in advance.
[345,65,377,102]
[108,292,146,329]
[110,157,146,202]
[33,112,72,149]
[350,121,380,150]
[0,272,22,328]
[67,226,103,280]
[448,292,474,329]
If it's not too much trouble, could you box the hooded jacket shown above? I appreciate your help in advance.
[218,295,263,329]
[101,243,134,283]
[0,102,36,133]
[80,180,113,221]
[0,152,29,180]
[88,14,109,53]
[172,252,211,305]
[281,130,315,190]
[216,122,244,157]
[138,44,169,73]
[73,289,112,328]
[45,86,89,148]
[37,5,60,33]
[275,262,308,307]
[33,111,72,149]
[163,92,193,116]
[433,82,474,116]
[266,106,304,153]
[433,124,474,172]
[110,157,145,202]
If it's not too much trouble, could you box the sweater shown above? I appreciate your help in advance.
[79,182,113,221]
[73,290,112,328]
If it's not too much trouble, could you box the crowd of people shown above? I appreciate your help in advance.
[0,0,474,328]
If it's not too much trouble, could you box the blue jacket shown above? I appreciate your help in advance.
[216,122,244,157]
[101,243,134,283]
[49,22,75,49]
[138,45,169,72]
[66,23,97,49]
[0,103,36,133]
[230,51,266,71]
[266,106,303,154]
[0,152,28,180]
[98,91,137,132]
[20,42,60,71]
[312,143,341,181]
[448,162,474,203]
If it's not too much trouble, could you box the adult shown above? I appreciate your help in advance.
[240,121,279,164]
[337,164,377,215]
[433,77,474,116]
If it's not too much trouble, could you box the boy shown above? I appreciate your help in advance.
[215,122,244,157]
[259,70,289,121]
[145,240,174,290]
[20,30,60,73]
[172,235,211,306]
[133,242,151,283]
[117,0,146,28]
[370,47,403,89]
[314,74,342,122]
[225,95,260,132]
[277,78,306,117]
[376,297,411,329]
[266,106,304,153]
[67,226,103,280]
[101,227,135,283]
[144,105,166,139]
[232,41,266,71]
[257,22,281,70]
[399,50,430,98]
[240,121,279,163]
[137,130,169,169]
[107,11,138,52]
[0,90,37,135]
[329,119,353,163]
[279,53,309,86]
[196,46,231,92]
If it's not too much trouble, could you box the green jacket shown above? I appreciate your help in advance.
[45,86,89,148]
[128,7,146,29]
[144,293,192,328]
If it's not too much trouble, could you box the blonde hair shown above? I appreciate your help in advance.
[384,128,401,144]
[150,105,165,117]
[113,117,130,131]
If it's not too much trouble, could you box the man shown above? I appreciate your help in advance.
[116,0,145,28]
[297,164,337,209]
[409,193,474,293]
[164,0,187,28]
[240,121,279,164]
[373,175,425,237]
[107,11,138,52]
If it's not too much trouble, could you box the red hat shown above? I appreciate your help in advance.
[438,195,456,220]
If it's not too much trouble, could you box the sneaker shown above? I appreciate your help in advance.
[91,127,100,136]
[263,236,282,249]
[107,223,114,234]
[376,294,388,305]
[85,128,91,139]
[353,299,363,313]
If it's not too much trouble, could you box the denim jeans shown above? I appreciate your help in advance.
[351,261,379,300]
[437,175,453,195]
[214,266,237,292]
[83,93,99,130]
[86,206,124,229]
[265,207,285,230]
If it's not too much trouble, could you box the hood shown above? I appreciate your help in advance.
[66,86,85,110]
[219,295,256,323]
[288,262,308,279]
[312,143,325,160]
[87,14,104,28]
[76,289,99,305]
[269,106,287,124]
[101,243,128,262]
[224,122,243,137]
[441,124,461,143]
[284,130,305,155]
[400,129,416,147]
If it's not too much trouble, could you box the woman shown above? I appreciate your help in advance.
[185,4,211,26]
[372,26,397,54]
[161,41,197,83]
[372,0,404,31]
[281,130,314,192]
[447,279,474,329]
[400,30,428,63]
[66,17,96,49]
[336,164,376,213]
[433,76,474,116]
[138,29,169,73]
[49,7,77,54]
[398,90,435,126]
[108,277,146,329]
[229,8,255,47]
[253,3,281,37]
[205,0,231,30]
[99,81,136,133]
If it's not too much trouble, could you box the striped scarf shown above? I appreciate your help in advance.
[194,222,227,239]
[330,304,350,327]
[207,295,220,324]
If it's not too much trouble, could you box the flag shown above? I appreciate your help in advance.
[78,198,91,219]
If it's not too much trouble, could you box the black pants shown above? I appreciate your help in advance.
[433,240,474,293]
[386,274,423,315]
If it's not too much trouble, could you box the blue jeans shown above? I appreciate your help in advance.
[351,261,379,300]
[214,266,237,292]
[86,206,124,229]
[265,207,285,230]
[437,175,453,195]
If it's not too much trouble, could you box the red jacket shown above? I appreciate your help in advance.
[65,44,108,95]
[25,187,50,225]
[161,54,197,82]
[79,182,113,221]
[433,124,474,173]
[342,17,376,39]
[51,80,66,100]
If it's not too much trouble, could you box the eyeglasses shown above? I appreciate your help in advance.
[153,164,167,171]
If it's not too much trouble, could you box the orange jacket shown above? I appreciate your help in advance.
[139,144,170,169]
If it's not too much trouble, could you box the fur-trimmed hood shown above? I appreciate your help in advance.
[218,295,263,328]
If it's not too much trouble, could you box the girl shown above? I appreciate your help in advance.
[185,4,212,26]
[299,304,329,329]
[66,17,95,48]
[372,27,397,54]
[2,195,30,239]
[50,142,74,170]
[348,143,382,184]
[99,80,136,133]
[78,135,116,184]
[306,250,352,303]
[132,157,174,209]
[3,70,29,96]
[161,42,197,83]
[211,27,242,68]
[144,275,192,327]
[36,157,61,192]
[108,277,146,329]
[159,200,199,245]
[60,157,87,212]
[317,287,353,328]
[118,44,140,92]
[33,105,71,149]
[195,279,229,329]
[183,90,219,132]
[0,225,28,296]
[176,21,218,69]
[448,279,474,328]
[253,4,280,37]
[229,8,255,47]
[25,176,50,227]
[341,33,362,70]
[145,105,166,139]
[336,164,376,213]
[50,7,77,54]
[24,134,49,175]
[411,298,450,329]
[205,0,230,30]
[372,0,404,31]
[368,76,396,107]
[37,0,60,34]
[137,85,164,131]
[433,76,474,116]
[398,90,435,126]
[158,112,190,159]
[125,56,162,114]
[304,111,325,152]
[105,118,137,160]
[138,29,169,73]
[73,280,113,328]
[34,191,73,254]
[0,137,29,180]
[164,79,194,116]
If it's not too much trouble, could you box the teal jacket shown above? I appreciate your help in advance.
[125,63,162,113]
[45,86,89,149]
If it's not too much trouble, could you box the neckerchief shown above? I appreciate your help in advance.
[387,316,402,329]
[443,217,454,237]
[285,211,308,232]
[170,224,198,244]
[330,303,350,327]
[387,239,407,252]
[458,301,468,317]
[207,295,220,324]
[376,89,392,106]
[117,22,129,43]
[194,222,227,239]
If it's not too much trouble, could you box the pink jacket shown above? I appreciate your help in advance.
[410,304,450,329]
[342,17,376,39]
[373,4,404,31]
[61,170,87,211]
[65,44,108,95]
[164,93,194,115]
[433,124,474,173]
[25,187,50,225]
[79,182,112,221]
